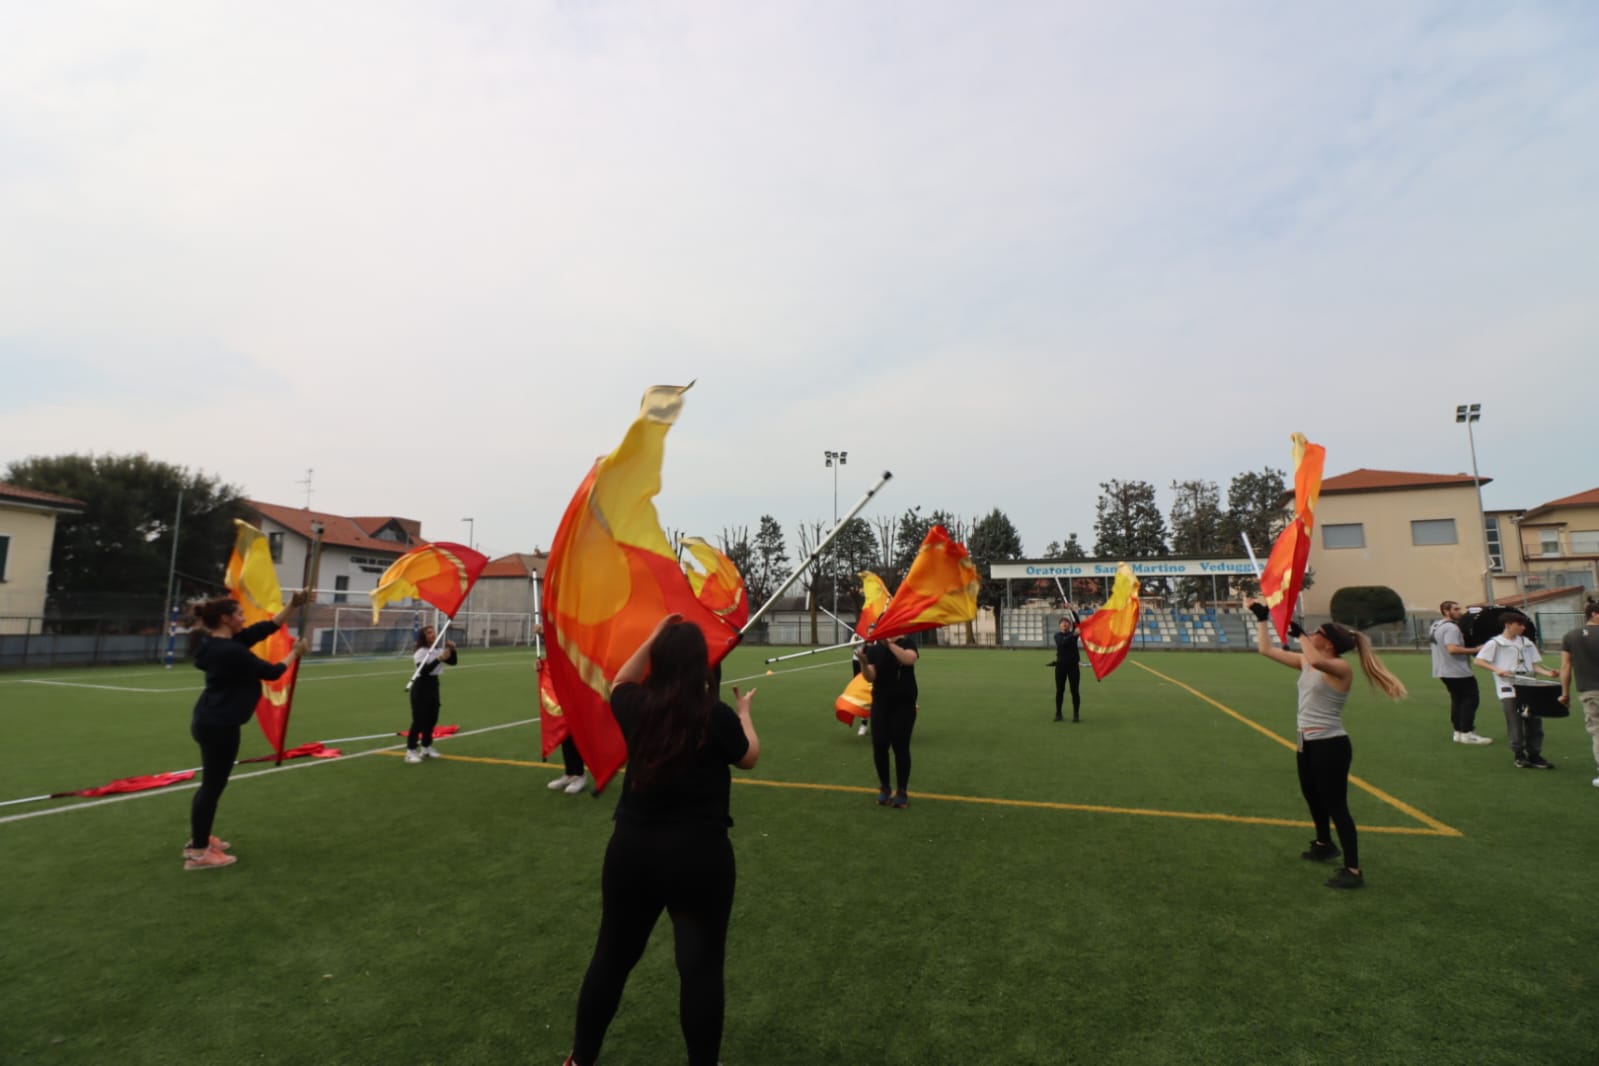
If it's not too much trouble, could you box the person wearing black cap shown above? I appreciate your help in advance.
[1248,601,1407,890]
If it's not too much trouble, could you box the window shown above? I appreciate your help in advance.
[1322,523,1364,549]
[1538,529,1560,556]
[1484,517,1504,571]
[1570,530,1599,555]
[334,575,350,604]
[0,533,9,580]
[1411,519,1458,546]
[268,532,284,563]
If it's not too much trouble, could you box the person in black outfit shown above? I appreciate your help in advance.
[567,614,759,1066]
[405,624,458,763]
[184,594,306,870]
[857,633,919,808]
[1052,615,1083,722]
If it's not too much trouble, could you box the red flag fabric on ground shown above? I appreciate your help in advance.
[369,542,489,622]
[52,770,197,798]
[542,385,741,793]
[866,527,980,642]
[853,572,891,640]
[680,536,751,630]
[834,671,873,726]
[538,658,569,757]
[238,742,343,764]
[225,520,299,759]
[1079,563,1142,681]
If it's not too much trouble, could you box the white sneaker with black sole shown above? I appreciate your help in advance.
[1459,732,1493,745]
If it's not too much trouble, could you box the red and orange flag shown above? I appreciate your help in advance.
[369,541,489,622]
[542,385,741,793]
[680,536,750,630]
[834,670,873,726]
[865,526,979,642]
[853,571,891,640]
[537,658,568,758]
[225,520,299,758]
[1260,433,1326,643]
[1079,562,1141,680]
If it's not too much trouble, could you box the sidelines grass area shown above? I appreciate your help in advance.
[3,646,1596,1064]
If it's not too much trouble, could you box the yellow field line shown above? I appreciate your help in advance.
[1129,659,1462,838]
[387,749,1453,837]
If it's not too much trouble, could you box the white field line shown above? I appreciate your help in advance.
[11,658,530,694]
[0,718,540,826]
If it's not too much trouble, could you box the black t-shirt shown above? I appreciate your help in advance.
[1054,629,1080,665]
[192,621,288,726]
[610,682,750,829]
[865,637,918,708]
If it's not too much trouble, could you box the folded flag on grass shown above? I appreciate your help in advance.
[369,542,489,622]
[238,742,342,765]
[863,526,979,642]
[225,520,300,759]
[391,725,459,740]
[542,385,741,792]
[51,770,196,798]
[1079,562,1141,681]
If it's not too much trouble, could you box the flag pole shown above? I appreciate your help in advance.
[279,521,325,765]
[741,470,893,635]
[532,571,543,660]
[764,639,861,665]
[404,620,452,691]
[1242,531,1298,648]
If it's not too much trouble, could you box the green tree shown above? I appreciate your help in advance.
[968,507,1024,643]
[3,453,251,619]
[1330,585,1405,630]
[748,514,790,614]
[1169,479,1225,606]
[1093,479,1168,595]
[1043,533,1088,560]
[1220,468,1290,596]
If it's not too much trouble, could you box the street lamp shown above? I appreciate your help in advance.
[1455,404,1495,606]
[824,450,848,643]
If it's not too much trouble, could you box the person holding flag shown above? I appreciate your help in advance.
[183,593,307,870]
[567,614,759,1066]
[1051,615,1083,722]
[404,624,458,764]
[1247,600,1407,890]
[856,634,918,808]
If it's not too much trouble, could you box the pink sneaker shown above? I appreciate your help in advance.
[184,846,237,871]
[181,835,231,857]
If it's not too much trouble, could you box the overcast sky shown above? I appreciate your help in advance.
[4,1,1595,561]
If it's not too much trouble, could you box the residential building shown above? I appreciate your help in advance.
[1511,487,1599,596]
[0,482,87,633]
[244,500,423,605]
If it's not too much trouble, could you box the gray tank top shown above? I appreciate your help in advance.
[1297,660,1349,745]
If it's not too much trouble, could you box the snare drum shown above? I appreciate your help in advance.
[1511,676,1568,718]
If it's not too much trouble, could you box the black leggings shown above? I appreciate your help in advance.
[573,823,736,1066]
[190,716,242,846]
[1054,663,1081,717]
[561,736,585,777]
[407,684,441,749]
[871,702,917,794]
[1297,734,1357,870]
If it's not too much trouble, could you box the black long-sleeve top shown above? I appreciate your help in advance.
[192,621,288,727]
[1054,629,1081,667]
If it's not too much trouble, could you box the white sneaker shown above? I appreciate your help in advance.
[857,721,870,736]
[1591,772,1599,788]
[547,774,578,791]
[1451,731,1462,743]
[564,772,589,795]
[1460,732,1494,745]
[404,748,423,764]
[422,745,443,759]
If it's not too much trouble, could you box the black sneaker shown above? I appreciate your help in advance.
[1301,840,1341,862]
[1527,754,1555,769]
[1324,867,1364,890]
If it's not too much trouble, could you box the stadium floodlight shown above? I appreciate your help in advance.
[1455,403,1481,424]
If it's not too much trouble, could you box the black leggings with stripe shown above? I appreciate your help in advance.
[1296,734,1357,870]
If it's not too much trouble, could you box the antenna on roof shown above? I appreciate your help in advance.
[297,467,314,509]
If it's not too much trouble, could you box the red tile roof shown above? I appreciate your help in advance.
[1320,468,1490,494]
[1522,487,1599,520]
[0,481,87,511]
[1478,586,1587,609]
[482,552,548,579]
[246,500,421,554]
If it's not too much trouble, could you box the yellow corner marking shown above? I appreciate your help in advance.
[1129,659,1463,838]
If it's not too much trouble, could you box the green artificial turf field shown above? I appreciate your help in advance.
[3,645,1595,1065]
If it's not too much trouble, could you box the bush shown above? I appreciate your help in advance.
[1329,585,1406,630]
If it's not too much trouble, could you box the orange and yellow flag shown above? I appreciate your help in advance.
[537,658,568,758]
[853,571,891,640]
[866,526,980,642]
[369,541,488,623]
[542,385,741,793]
[1078,562,1141,680]
[834,670,873,726]
[224,520,299,757]
[1259,433,1326,642]
[680,536,750,630]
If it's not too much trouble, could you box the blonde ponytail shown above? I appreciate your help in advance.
[1350,631,1407,699]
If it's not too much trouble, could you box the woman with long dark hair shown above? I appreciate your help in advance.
[184,593,306,871]
[567,614,758,1066]
[1249,601,1406,889]
[404,624,457,764]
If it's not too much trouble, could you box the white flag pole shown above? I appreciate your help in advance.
[741,470,893,635]
[404,620,452,692]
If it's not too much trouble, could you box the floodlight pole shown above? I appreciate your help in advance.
[1455,403,1495,606]
[824,450,848,645]
[162,486,183,668]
